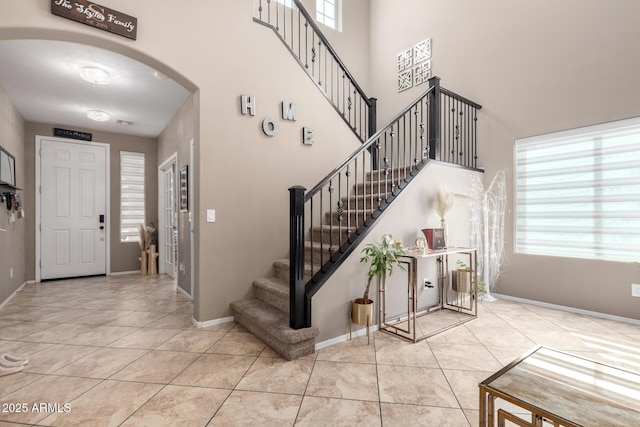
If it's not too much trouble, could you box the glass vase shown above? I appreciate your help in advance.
[440,218,449,247]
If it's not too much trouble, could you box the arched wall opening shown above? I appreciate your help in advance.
[0,26,201,316]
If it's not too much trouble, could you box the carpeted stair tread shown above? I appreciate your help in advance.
[273,258,320,282]
[230,298,319,360]
[254,276,289,298]
[254,276,289,313]
[366,166,414,180]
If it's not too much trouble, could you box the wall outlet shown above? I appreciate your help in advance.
[423,278,433,289]
[632,284,640,298]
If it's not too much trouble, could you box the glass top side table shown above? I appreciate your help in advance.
[479,345,640,427]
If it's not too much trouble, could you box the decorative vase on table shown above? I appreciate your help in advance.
[440,218,449,247]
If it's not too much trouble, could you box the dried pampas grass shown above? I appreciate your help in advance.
[434,186,454,219]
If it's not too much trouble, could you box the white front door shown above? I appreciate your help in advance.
[40,138,107,280]
[162,163,177,279]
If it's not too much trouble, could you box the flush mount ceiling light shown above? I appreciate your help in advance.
[153,71,167,80]
[87,110,111,122]
[79,66,111,85]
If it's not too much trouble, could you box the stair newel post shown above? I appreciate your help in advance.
[289,185,307,330]
[428,76,441,161]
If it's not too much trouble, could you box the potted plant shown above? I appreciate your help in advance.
[454,259,487,297]
[353,235,405,327]
[452,259,472,293]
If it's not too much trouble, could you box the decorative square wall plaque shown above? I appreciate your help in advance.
[414,38,432,63]
[414,60,431,86]
[398,70,413,92]
[397,48,412,72]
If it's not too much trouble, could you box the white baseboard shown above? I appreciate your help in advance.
[110,270,141,276]
[0,281,29,311]
[192,316,235,329]
[315,324,380,351]
[177,286,193,301]
[493,293,640,326]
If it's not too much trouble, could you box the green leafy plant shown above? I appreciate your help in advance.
[456,259,486,298]
[359,235,406,303]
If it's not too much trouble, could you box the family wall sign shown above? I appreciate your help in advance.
[51,0,137,40]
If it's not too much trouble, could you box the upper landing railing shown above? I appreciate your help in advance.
[254,0,377,142]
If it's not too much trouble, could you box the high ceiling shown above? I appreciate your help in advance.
[0,39,190,138]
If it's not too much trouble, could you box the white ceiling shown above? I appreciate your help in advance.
[0,40,190,138]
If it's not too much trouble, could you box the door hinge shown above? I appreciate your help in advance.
[39,260,42,268]
[39,185,41,194]
[39,223,41,231]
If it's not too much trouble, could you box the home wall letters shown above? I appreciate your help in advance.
[240,95,313,145]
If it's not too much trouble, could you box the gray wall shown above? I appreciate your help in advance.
[0,84,26,304]
[369,0,640,319]
[158,92,198,297]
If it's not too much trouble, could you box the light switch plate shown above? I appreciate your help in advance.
[206,209,215,223]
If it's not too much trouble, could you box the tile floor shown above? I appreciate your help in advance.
[1,274,639,426]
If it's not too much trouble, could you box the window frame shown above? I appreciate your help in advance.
[316,0,341,31]
[514,117,640,263]
[120,151,146,243]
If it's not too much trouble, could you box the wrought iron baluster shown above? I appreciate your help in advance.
[317,41,322,86]
[347,156,360,233]
[319,189,323,269]
[411,105,420,169]
[344,166,350,241]
[275,0,279,31]
[311,32,315,77]
[267,0,271,24]
[336,173,342,250]
[465,103,470,166]
[259,0,263,21]
[310,196,314,277]
[474,107,478,168]
[297,10,301,59]
[328,179,333,264]
[342,74,345,117]
[362,151,367,221]
[304,21,308,68]
[347,83,352,124]
[390,127,395,194]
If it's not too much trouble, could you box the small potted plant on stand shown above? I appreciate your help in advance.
[350,234,405,343]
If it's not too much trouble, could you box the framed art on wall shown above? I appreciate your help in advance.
[179,165,188,212]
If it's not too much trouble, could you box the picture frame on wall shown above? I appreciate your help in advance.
[179,165,188,212]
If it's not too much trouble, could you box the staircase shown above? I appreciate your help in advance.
[231,0,482,360]
[230,167,400,360]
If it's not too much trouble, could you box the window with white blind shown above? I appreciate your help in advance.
[515,117,640,262]
[277,0,293,7]
[316,0,340,31]
[120,151,145,242]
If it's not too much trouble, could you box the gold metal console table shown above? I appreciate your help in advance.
[379,247,477,343]
[479,345,640,427]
